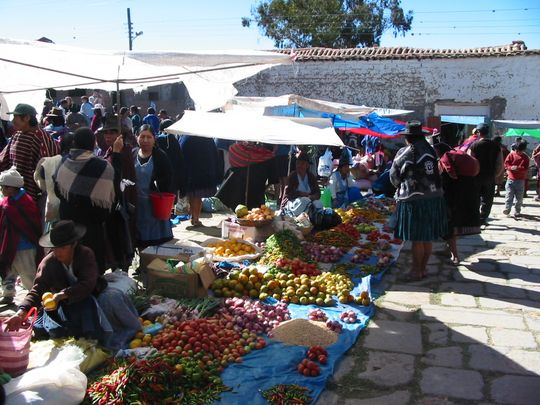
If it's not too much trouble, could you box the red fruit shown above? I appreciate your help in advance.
[302,368,311,376]
[318,355,327,364]
[311,369,319,377]
[307,352,317,360]
[297,364,304,373]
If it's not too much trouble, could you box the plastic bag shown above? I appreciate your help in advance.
[4,344,87,405]
[202,237,262,262]
[175,196,190,215]
[317,148,333,177]
[104,269,137,294]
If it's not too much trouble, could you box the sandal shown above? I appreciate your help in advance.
[190,220,203,227]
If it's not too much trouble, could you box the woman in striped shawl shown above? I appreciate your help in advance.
[54,127,115,274]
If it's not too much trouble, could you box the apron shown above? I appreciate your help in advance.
[135,155,173,243]
[334,174,349,208]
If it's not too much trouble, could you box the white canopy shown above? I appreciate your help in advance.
[0,38,292,113]
[223,94,413,118]
[165,111,344,146]
[492,120,540,129]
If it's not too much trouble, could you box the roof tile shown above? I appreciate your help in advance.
[278,41,539,61]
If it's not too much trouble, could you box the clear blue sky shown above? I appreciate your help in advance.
[0,0,539,51]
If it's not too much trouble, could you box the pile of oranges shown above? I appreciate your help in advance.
[243,205,274,221]
[207,239,256,258]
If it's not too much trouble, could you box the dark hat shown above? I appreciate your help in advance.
[296,151,311,164]
[8,103,37,116]
[46,107,64,118]
[159,119,174,132]
[474,123,490,135]
[399,121,430,136]
[73,127,96,151]
[98,115,120,132]
[39,220,86,248]
[337,160,350,169]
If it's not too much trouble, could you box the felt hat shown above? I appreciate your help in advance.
[98,115,120,132]
[46,107,64,118]
[0,166,24,188]
[474,123,490,135]
[39,220,86,248]
[8,103,37,116]
[399,121,430,136]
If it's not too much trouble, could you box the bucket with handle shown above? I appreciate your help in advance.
[149,192,176,220]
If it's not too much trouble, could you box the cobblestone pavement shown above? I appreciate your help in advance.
[317,196,540,405]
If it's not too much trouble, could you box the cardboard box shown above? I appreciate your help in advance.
[221,218,274,242]
[139,240,204,272]
[146,258,215,299]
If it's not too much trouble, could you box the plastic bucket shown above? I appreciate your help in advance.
[149,192,176,220]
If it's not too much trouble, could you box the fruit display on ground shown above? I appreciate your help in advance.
[206,239,256,258]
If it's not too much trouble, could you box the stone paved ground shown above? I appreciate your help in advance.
[2,197,539,404]
[318,196,540,405]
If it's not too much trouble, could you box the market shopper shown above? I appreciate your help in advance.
[533,143,540,201]
[142,107,160,135]
[503,141,530,217]
[0,167,42,305]
[180,133,221,227]
[493,136,510,197]
[5,220,141,350]
[390,121,447,280]
[157,119,187,198]
[99,116,137,270]
[433,142,481,264]
[43,107,68,140]
[0,103,60,201]
[469,123,503,224]
[133,125,173,247]
[54,127,115,274]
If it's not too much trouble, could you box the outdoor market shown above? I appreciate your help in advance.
[1,35,540,405]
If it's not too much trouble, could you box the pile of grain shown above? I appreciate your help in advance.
[269,318,338,347]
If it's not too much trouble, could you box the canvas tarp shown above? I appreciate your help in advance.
[164,111,344,146]
[0,38,292,113]
[223,94,413,119]
[493,120,540,129]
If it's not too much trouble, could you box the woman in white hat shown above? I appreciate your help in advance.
[0,167,42,305]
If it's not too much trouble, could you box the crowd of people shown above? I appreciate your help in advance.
[0,92,538,348]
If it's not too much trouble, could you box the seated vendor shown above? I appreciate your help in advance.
[6,220,140,350]
[280,151,321,215]
[328,160,362,208]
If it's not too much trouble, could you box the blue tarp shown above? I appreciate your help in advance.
[333,112,405,138]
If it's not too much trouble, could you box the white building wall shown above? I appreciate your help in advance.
[235,55,540,121]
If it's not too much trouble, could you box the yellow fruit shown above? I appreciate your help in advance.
[43,298,57,311]
[136,331,144,339]
[143,320,152,326]
[41,292,54,301]
[129,339,142,349]
[143,334,153,343]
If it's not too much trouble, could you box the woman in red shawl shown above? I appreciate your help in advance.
[0,167,42,305]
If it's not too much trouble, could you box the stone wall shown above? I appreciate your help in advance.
[234,55,540,122]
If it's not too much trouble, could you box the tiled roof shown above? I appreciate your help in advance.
[275,41,540,61]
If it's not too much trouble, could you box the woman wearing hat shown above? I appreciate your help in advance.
[390,121,448,281]
[43,107,68,140]
[0,167,42,305]
[5,220,141,349]
[281,151,321,212]
[328,159,361,208]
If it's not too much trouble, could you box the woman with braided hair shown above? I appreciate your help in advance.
[390,122,447,281]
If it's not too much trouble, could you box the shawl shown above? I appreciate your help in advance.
[55,149,115,209]
[440,149,480,180]
[0,191,42,278]
[229,143,274,168]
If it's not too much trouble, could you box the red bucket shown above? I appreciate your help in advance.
[149,192,176,220]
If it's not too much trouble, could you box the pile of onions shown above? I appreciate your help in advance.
[302,242,347,263]
[217,297,291,335]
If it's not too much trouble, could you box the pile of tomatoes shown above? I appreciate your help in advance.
[152,318,266,367]
[297,346,329,377]
[274,257,321,277]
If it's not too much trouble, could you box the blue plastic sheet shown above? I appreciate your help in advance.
[214,277,373,404]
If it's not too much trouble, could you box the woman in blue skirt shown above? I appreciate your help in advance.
[390,122,448,280]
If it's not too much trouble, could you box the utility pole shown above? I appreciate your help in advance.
[127,8,143,51]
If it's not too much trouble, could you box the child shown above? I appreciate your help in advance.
[503,141,530,217]
[0,167,42,305]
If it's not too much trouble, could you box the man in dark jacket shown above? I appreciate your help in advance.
[469,123,503,224]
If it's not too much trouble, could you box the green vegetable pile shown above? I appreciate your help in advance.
[259,230,307,264]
